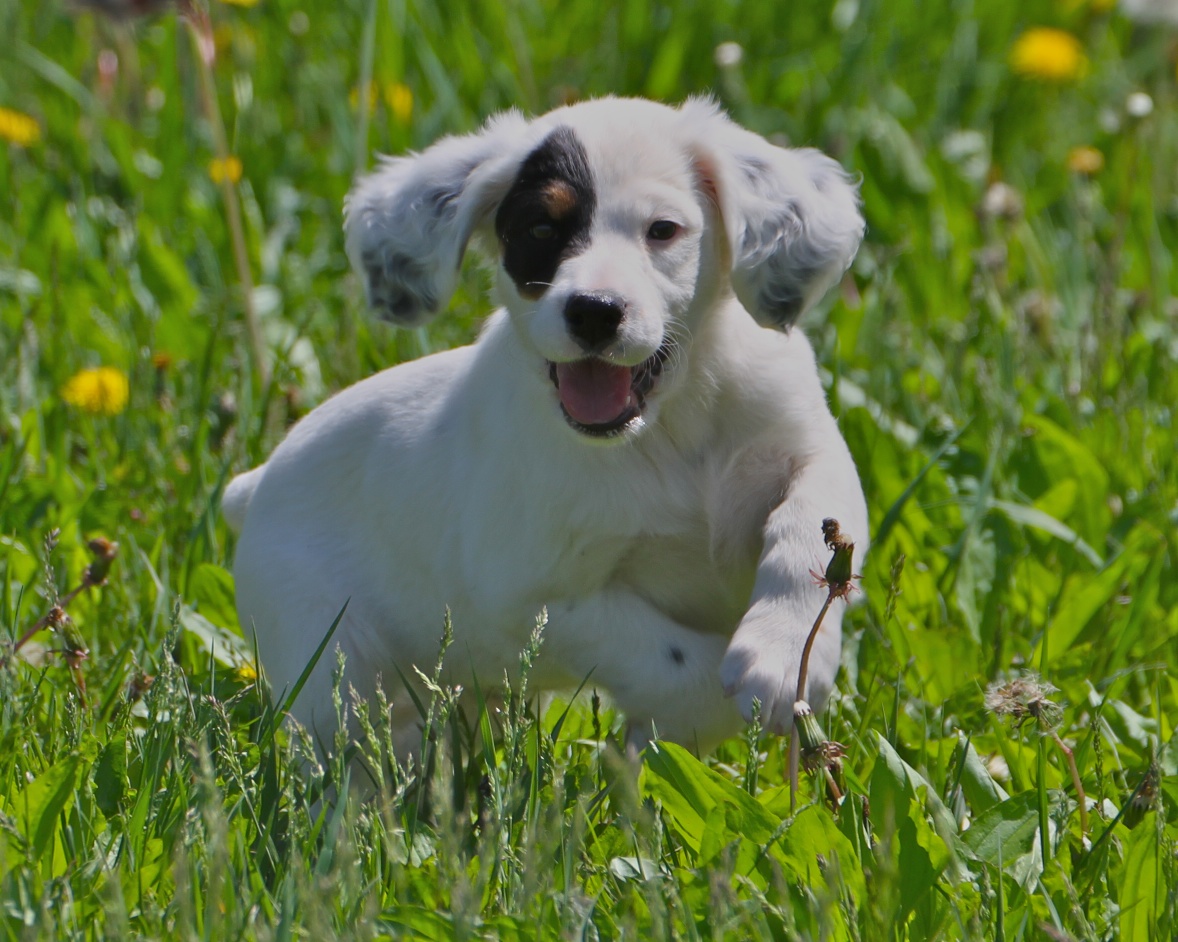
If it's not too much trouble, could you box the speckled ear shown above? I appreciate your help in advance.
[681,98,864,330]
[344,111,530,326]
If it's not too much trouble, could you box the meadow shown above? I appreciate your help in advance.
[1,0,1176,938]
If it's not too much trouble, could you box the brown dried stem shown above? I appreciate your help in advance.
[1051,730,1089,838]
[790,518,858,812]
[10,538,118,707]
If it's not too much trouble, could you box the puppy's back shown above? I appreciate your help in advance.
[222,465,265,533]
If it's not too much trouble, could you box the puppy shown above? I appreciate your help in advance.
[223,97,868,754]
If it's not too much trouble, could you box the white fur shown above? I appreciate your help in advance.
[225,97,868,753]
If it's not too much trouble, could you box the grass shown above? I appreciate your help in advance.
[1,0,1176,937]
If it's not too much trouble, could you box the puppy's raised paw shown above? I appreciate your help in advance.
[719,640,796,734]
[720,603,842,734]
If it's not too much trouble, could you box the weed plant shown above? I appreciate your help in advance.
[1,0,1176,938]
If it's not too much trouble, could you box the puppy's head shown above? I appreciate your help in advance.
[345,98,863,439]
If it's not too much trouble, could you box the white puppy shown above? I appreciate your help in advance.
[223,97,868,754]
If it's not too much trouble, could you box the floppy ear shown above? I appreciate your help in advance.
[344,111,530,325]
[683,100,864,330]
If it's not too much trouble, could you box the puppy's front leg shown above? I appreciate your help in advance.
[720,441,868,733]
[544,591,743,752]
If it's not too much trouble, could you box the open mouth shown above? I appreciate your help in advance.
[548,344,670,437]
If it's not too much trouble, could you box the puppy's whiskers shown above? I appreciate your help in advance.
[662,319,691,377]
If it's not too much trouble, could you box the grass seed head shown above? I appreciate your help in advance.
[127,671,155,703]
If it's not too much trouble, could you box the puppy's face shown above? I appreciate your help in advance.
[345,97,865,442]
[492,106,714,439]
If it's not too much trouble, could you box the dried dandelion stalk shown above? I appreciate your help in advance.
[790,518,858,812]
[10,532,119,706]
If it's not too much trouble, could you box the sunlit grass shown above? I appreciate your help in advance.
[0,0,1175,938]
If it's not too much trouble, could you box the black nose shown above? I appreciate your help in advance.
[564,293,625,350]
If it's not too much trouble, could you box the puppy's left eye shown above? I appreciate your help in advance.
[530,222,556,240]
[647,220,680,242]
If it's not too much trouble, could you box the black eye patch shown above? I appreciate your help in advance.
[495,126,595,300]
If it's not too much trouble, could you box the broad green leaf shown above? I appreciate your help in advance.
[838,791,873,866]
[988,498,1103,568]
[955,524,996,642]
[870,735,959,921]
[1019,414,1109,545]
[121,837,168,911]
[379,907,458,940]
[961,790,1043,867]
[178,604,253,670]
[1160,731,1178,779]
[642,741,781,852]
[774,805,866,905]
[1036,523,1163,663]
[189,563,241,633]
[94,735,128,818]
[955,735,1009,816]
[15,755,83,864]
[1119,822,1163,942]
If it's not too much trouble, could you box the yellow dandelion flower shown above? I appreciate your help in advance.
[208,155,243,184]
[0,107,41,147]
[235,661,258,683]
[1010,28,1086,82]
[384,82,414,125]
[62,367,130,416]
[213,23,235,57]
[349,81,379,112]
[1067,146,1104,175]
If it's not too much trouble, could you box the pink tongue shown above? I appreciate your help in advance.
[556,360,635,426]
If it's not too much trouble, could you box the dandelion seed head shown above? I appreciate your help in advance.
[1125,91,1153,118]
[985,672,1064,732]
[1120,0,1178,25]
[714,42,743,69]
[980,181,1024,221]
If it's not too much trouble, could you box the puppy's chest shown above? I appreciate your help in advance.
[538,448,786,630]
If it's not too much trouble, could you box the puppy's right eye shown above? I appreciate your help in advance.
[529,222,556,240]
[647,220,680,242]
